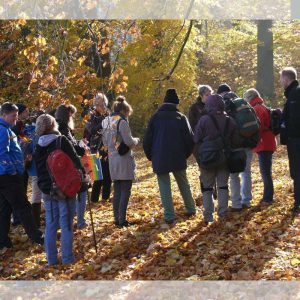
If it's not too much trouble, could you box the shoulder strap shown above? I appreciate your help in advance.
[56,136,62,150]
[209,114,230,138]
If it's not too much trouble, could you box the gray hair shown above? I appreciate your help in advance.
[244,88,260,103]
[198,85,213,97]
[36,114,58,136]
[93,92,108,107]
[280,67,297,81]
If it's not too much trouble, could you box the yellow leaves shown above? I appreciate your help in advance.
[48,56,58,66]
[290,258,300,266]
[77,56,86,66]
[34,37,46,47]
[130,58,138,67]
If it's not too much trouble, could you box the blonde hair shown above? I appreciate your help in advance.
[112,96,133,116]
[36,114,58,136]
[244,88,260,103]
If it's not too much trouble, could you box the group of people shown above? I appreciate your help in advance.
[0,66,299,266]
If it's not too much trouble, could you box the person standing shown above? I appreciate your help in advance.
[84,92,112,203]
[102,96,139,227]
[55,104,88,229]
[34,114,84,265]
[188,84,213,132]
[0,102,43,250]
[280,67,300,214]
[244,88,277,205]
[143,89,196,224]
[194,95,239,224]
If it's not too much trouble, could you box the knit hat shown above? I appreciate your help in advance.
[217,84,231,94]
[164,88,180,105]
[16,103,27,115]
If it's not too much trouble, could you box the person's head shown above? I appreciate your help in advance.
[93,92,108,114]
[164,88,180,106]
[198,85,213,104]
[16,103,29,121]
[206,94,225,114]
[217,83,231,96]
[112,96,133,118]
[55,104,77,130]
[280,67,297,89]
[244,88,261,103]
[0,102,19,126]
[35,114,58,136]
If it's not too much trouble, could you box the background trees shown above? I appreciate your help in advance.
[0,20,300,133]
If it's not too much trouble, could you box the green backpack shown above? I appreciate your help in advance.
[229,98,260,148]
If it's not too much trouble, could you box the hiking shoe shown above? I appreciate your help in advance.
[33,236,44,246]
[228,206,243,213]
[291,206,300,215]
[185,211,196,217]
[165,219,176,225]
[260,201,273,206]
[242,204,251,209]
[118,220,134,228]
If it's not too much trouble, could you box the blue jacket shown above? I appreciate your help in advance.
[143,104,194,174]
[0,118,24,175]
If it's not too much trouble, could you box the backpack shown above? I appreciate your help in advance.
[116,119,130,156]
[227,98,260,148]
[198,115,246,173]
[47,136,82,200]
[269,108,282,136]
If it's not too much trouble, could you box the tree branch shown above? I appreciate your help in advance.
[154,20,193,81]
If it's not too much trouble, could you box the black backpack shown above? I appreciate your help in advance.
[269,108,282,136]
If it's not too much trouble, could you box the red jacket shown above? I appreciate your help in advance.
[250,96,277,153]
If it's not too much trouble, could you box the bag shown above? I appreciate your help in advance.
[269,108,282,136]
[227,149,247,173]
[202,115,246,173]
[47,136,82,200]
[81,153,103,182]
[116,119,130,156]
[228,98,260,148]
[198,116,230,170]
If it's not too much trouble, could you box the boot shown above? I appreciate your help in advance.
[32,203,41,228]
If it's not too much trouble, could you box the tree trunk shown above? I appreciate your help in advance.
[291,0,300,19]
[256,20,275,102]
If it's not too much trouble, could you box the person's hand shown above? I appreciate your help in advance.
[135,138,140,145]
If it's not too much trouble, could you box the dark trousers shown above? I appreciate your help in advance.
[113,180,132,224]
[0,174,42,248]
[257,151,274,203]
[91,159,112,202]
[287,138,300,208]
[12,171,29,224]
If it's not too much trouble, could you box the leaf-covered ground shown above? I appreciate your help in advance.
[0,146,299,280]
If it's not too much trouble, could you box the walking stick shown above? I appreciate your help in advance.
[87,185,98,253]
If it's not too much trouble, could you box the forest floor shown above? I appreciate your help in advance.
[0,146,299,280]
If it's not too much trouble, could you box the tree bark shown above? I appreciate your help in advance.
[256,20,275,102]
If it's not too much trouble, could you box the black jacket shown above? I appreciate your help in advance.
[58,121,85,157]
[283,80,300,139]
[188,96,206,131]
[143,104,194,175]
[34,134,84,195]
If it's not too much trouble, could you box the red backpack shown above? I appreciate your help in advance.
[47,136,82,200]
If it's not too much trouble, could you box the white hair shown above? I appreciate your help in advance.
[244,88,260,103]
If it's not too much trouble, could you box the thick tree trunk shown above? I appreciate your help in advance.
[256,20,275,102]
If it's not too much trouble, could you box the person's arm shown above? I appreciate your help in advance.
[181,116,194,158]
[143,118,154,161]
[193,118,205,145]
[119,120,139,148]
[0,127,17,174]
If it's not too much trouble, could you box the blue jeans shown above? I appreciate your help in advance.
[76,191,87,229]
[257,151,274,203]
[287,138,300,208]
[230,149,253,208]
[43,194,76,266]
